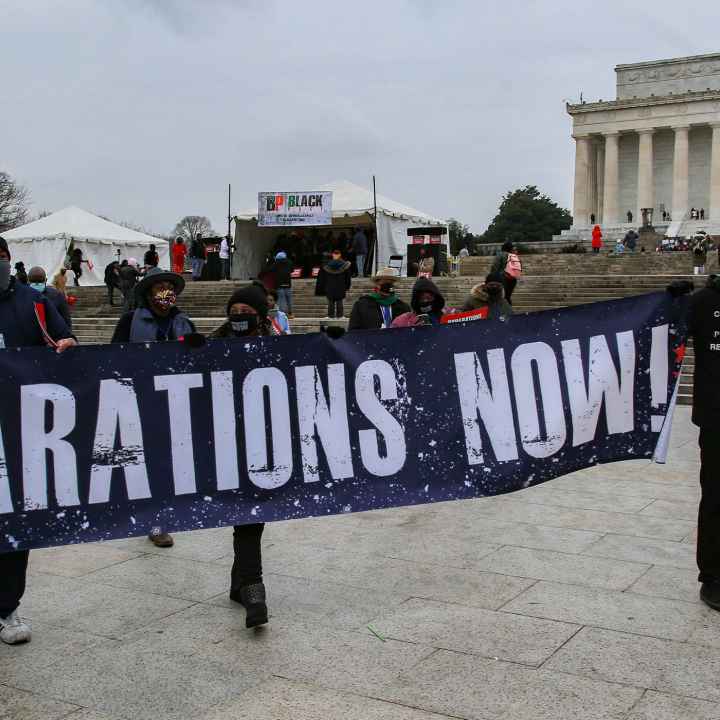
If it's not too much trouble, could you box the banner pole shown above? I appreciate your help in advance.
[227,184,232,238]
[373,174,379,273]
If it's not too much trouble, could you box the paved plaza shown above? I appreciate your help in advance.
[1,407,715,720]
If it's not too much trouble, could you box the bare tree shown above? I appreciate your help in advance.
[0,171,30,233]
[172,215,213,244]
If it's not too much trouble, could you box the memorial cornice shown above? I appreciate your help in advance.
[567,89,720,115]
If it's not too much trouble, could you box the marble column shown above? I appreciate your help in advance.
[637,129,655,222]
[602,132,620,224]
[671,125,689,221]
[710,124,720,221]
[595,140,605,223]
[572,135,591,226]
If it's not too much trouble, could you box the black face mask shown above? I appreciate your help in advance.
[229,313,259,335]
[379,283,394,294]
[418,302,434,314]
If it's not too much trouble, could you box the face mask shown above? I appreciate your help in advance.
[379,283,394,294]
[0,260,11,292]
[30,282,46,293]
[229,313,258,335]
[151,289,176,310]
[419,302,434,314]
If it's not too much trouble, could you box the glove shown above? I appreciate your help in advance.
[666,280,694,298]
[322,325,346,340]
[180,332,207,348]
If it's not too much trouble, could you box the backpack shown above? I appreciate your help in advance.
[505,252,522,279]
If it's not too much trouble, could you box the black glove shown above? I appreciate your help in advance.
[180,332,207,348]
[666,280,694,298]
[322,325,346,340]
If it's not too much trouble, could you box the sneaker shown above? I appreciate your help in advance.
[148,527,174,548]
[0,611,32,645]
[230,582,268,628]
[700,582,720,611]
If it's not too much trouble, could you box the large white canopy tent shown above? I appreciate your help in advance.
[233,180,447,279]
[1,206,169,286]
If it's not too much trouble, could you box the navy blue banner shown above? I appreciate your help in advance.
[0,291,688,552]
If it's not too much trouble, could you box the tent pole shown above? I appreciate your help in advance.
[227,183,232,238]
[372,174,379,273]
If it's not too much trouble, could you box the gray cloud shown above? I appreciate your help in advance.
[1,0,717,236]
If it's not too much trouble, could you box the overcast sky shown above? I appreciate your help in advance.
[1,0,717,236]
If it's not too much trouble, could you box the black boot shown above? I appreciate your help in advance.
[700,582,720,612]
[230,581,268,628]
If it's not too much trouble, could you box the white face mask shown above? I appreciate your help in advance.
[0,260,11,292]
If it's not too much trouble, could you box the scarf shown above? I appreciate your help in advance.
[369,292,398,306]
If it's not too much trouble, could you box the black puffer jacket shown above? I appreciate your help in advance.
[315,260,352,300]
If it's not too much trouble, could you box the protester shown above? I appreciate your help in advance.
[392,277,449,326]
[189,235,206,281]
[111,267,194,549]
[219,235,232,280]
[69,246,85,286]
[104,261,121,306]
[624,229,638,252]
[14,261,28,284]
[210,285,272,628]
[614,238,625,255]
[52,267,68,296]
[267,288,291,334]
[591,225,603,254]
[271,251,294,318]
[693,235,708,275]
[172,237,187,274]
[490,241,522,305]
[119,258,141,313]
[0,236,76,646]
[414,246,435,277]
[461,272,513,321]
[144,243,159,270]
[348,268,410,330]
[28,266,72,329]
[315,249,352,319]
[351,227,368,277]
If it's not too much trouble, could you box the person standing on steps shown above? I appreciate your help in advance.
[693,235,708,275]
[591,225,603,254]
[172,237,187,274]
[27,266,73,330]
[111,267,195,550]
[119,258,141,313]
[189,234,206,281]
[0,236,77,646]
[490,241,522,305]
[351,226,368,277]
[210,285,274,628]
[104,260,121,306]
[315,249,352,319]
[144,244,159,270]
[219,235,232,280]
[348,268,410,330]
[270,251,294,318]
[266,288,291,334]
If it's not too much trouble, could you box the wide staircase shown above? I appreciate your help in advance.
[68,252,709,407]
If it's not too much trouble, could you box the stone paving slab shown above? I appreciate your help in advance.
[3,407,719,719]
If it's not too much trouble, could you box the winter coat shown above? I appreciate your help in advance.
[351,230,368,255]
[392,277,448,327]
[119,265,139,293]
[189,238,205,260]
[271,258,293,288]
[42,285,73,330]
[315,260,352,300]
[688,278,720,426]
[693,239,708,266]
[111,305,195,343]
[348,295,411,331]
[591,226,603,249]
[461,281,513,321]
[490,251,509,276]
[0,278,74,349]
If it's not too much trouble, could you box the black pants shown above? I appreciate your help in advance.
[0,550,29,618]
[592,247,600,254]
[327,299,344,318]
[107,284,116,305]
[698,428,720,582]
[503,275,517,305]
[231,523,264,590]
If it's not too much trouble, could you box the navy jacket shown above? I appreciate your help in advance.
[0,278,74,349]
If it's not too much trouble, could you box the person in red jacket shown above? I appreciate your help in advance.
[171,237,187,274]
[591,225,603,254]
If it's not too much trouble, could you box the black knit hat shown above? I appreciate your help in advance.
[0,236,9,260]
[226,285,268,319]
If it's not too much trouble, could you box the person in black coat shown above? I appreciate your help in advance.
[315,250,352,318]
[27,266,73,330]
[348,268,410,330]
[0,236,76,646]
[143,244,159,269]
[104,261,121,305]
[269,251,294,317]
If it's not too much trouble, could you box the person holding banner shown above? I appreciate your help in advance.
[392,278,449,327]
[348,268,410,331]
[111,267,195,549]
[460,273,513,321]
[0,236,77,645]
[210,284,272,628]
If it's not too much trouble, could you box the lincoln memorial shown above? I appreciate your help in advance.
[561,53,720,240]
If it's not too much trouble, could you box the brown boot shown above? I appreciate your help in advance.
[148,528,174,548]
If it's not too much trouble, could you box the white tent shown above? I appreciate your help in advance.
[233,180,447,279]
[1,206,169,286]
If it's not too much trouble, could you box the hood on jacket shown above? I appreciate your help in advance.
[469,279,505,305]
[411,277,445,314]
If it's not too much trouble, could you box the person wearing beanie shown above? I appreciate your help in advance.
[111,267,195,549]
[0,235,77,646]
[209,284,273,628]
[461,272,513,321]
